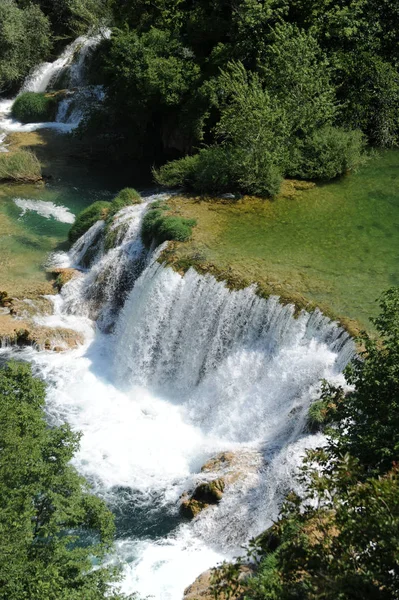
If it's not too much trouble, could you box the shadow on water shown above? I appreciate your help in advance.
[111,488,183,540]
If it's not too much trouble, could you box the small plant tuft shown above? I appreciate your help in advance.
[141,205,196,248]
[106,188,142,221]
[0,150,41,182]
[68,201,110,244]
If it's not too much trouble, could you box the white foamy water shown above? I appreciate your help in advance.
[0,205,355,599]
[14,198,75,223]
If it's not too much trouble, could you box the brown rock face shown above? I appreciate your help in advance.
[183,565,254,600]
[180,449,262,519]
[183,570,213,599]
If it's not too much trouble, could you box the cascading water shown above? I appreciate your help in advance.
[1,202,355,599]
[50,194,167,330]
[0,30,109,148]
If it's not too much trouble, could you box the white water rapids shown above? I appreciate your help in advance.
[1,199,355,599]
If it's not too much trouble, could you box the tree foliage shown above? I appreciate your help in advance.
[0,361,124,600]
[0,0,51,93]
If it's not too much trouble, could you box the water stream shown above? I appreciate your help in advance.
[0,30,109,146]
[1,197,354,598]
[0,34,356,600]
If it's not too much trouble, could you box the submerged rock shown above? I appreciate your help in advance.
[180,450,262,519]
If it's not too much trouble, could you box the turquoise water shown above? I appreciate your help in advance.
[0,179,114,294]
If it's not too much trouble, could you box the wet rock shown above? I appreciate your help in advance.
[183,564,254,599]
[180,450,263,519]
[50,267,80,291]
[183,570,213,599]
[181,478,225,518]
[0,313,83,351]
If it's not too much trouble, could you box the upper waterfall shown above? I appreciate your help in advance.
[0,30,110,146]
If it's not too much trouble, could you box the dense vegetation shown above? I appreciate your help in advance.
[215,288,399,599]
[0,361,124,600]
[85,0,399,195]
[2,0,399,195]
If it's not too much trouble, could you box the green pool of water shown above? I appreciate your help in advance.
[219,150,399,329]
[0,177,113,296]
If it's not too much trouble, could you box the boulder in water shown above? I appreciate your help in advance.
[180,450,262,519]
[181,478,225,518]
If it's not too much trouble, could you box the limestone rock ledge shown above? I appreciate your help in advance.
[183,564,254,600]
[0,292,83,351]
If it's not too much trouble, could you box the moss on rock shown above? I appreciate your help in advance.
[68,201,109,244]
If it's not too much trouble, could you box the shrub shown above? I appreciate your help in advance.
[107,187,142,220]
[155,145,283,198]
[141,207,196,248]
[0,150,41,182]
[154,154,199,188]
[289,126,366,180]
[12,92,57,124]
[68,201,110,244]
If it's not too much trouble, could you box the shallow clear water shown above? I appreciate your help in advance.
[0,178,113,294]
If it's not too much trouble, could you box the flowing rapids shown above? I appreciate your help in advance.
[1,201,355,599]
[0,30,109,148]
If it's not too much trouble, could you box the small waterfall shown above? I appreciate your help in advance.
[55,196,162,330]
[0,30,110,146]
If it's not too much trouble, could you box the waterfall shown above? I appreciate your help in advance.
[0,30,110,147]
[1,214,356,598]
[50,195,164,330]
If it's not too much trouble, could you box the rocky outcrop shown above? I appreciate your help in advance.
[181,478,225,518]
[183,564,255,600]
[0,292,83,351]
[180,450,262,519]
[50,267,80,291]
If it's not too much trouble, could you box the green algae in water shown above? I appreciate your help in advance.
[219,150,399,329]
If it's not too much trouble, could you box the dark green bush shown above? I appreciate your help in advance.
[289,126,366,180]
[141,207,196,248]
[68,201,110,244]
[154,155,199,188]
[12,92,57,124]
[155,145,283,198]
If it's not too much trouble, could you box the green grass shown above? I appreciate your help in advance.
[163,150,399,331]
[141,205,196,248]
[12,92,57,124]
[68,201,110,243]
[0,150,41,183]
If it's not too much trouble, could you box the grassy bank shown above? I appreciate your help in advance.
[160,150,399,332]
[0,149,42,183]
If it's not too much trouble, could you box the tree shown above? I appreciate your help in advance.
[0,361,124,600]
[0,0,51,93]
